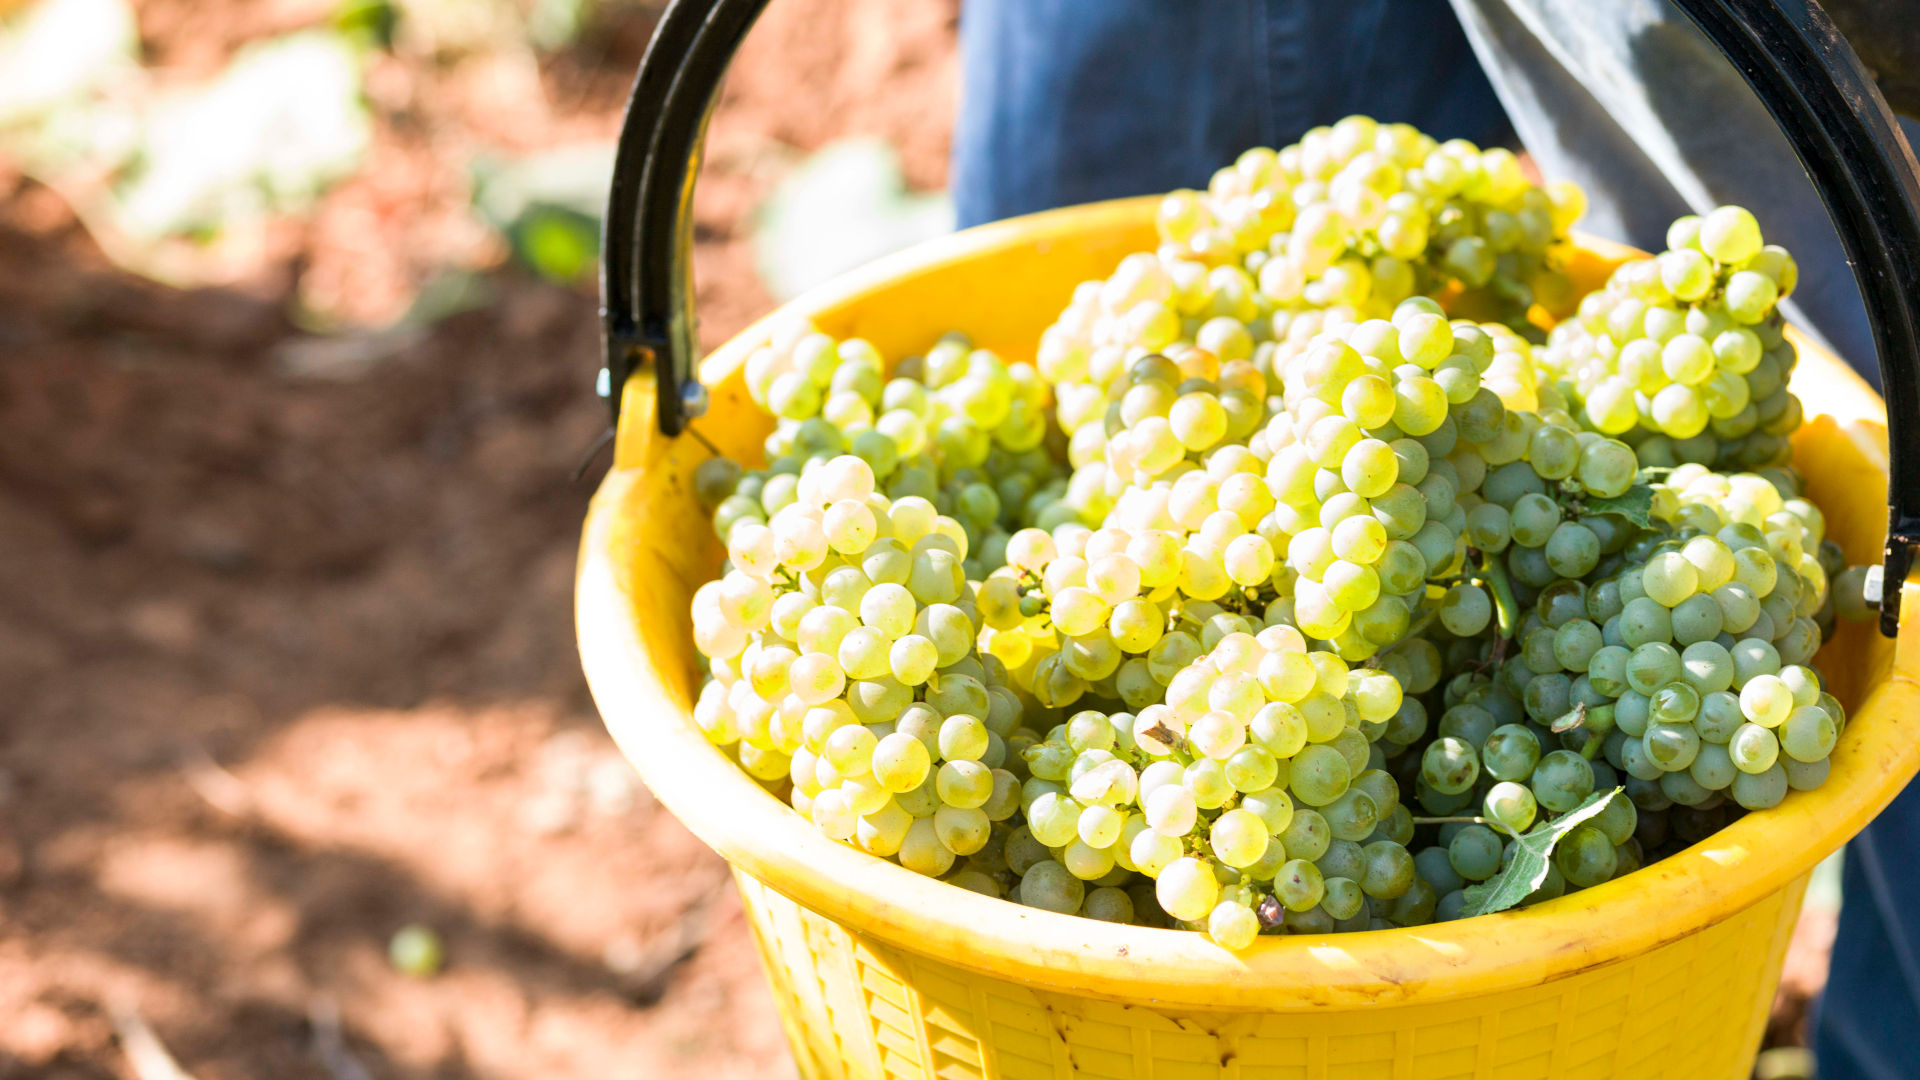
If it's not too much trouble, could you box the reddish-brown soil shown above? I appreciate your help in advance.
[0,1,954,1076]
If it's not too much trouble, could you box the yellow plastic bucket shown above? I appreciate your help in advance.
[577,196,1920,1080]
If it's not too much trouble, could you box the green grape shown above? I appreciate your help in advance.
[1361,841,1416,899]
[1421,736,1480,795]
[1626,642,1682,695]
[1020,859,1086,913]
[1480,724,1541,781]
[1780,705,1837,762]
[1448,825,1503,882]
[1731,763,1789,810]
[1323,789,1380,842]
[1291,745,1353,806]
[1696,691,1746,743]
[1483,781,1538,833]
[1650,682,1701,724]
[1531,750,1596,813]
[1554,824,1618,888]
[1276,859,1327,913]
[1644,722,1700,771]
[1729,723,1780,773]
[1280,808,1332,863]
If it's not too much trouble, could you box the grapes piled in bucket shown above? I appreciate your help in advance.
[683,116,1867,949]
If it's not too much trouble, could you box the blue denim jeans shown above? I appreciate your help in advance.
[953,0,1514,226]
[952,1,1920,1073]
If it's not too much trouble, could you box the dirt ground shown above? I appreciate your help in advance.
[0,1,1827,1078]
[0,1,953,1077]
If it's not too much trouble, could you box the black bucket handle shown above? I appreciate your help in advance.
[598,0,1920,635]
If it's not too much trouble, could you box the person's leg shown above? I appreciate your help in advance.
[952,0,1513,229]
[1812,779,1920,1080]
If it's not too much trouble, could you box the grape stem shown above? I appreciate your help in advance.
[1478,550,1521,641]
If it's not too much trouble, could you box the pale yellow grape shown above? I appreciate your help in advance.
[855,801,913,857]
[900,817,955,876]
[748,646,796,699]
[1342,438,1398,497]
[1781,665,1822,706]
[1700,205,1763,264]
[824,724,878,774]
[935,804,991,855]
[789,652,846,705]
[1643,551,1701,607]
[1188,710,1248,760]
[823,499,877,553]
[1211,809,1271,867]
[940,714,990,760]
[1063,838,1117,880]
[837,626,891,680]
[1223,534,1277,587]
[1179,549,1234,600]
[1156,857,1221,921]
[797,605,858,656]
[819,455,876,502]
[1078,804,1126,848]
[1208,901,1260,949]
[1257,646,1316,701]
[1144,783,1199,837]
[1184,758,1236,809]
[1332,515,1387,562]
[1087,554,1144,604]
[717,571,774,628]
[811,788,858,841]
[937,760,994,809]
[1043,555,1088,595]
[1052,586,1109,636]
[1661,334,1714,385]
[1208,671,1265,721]
[888,635,939,685]
[872,732,932,792]
[1109,598,1165,652]
[1740,675,1794,727]
[1323,560,1381,611]
[1130,828,1181,876]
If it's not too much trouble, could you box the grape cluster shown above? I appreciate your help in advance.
[1035,116,1585,450]
[693,454,1045,871]
[1012,626,1417,945]
[724,323,1065,577]
[681,130,1869,951]
[1538,206,1803,470]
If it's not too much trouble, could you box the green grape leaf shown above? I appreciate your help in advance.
[1583,485,1656,529]
[1461,788,1623,917]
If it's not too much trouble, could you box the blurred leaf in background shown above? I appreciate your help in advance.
[332,0,400,50]
[469,142,615,285]
[750,137,952,301]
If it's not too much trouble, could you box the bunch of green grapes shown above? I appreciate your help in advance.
[1007,625,1421,946]
[719,323,1065,576]
[1578,467,1844,811]
[1035,117,1584,465]
[693,453,1047,881]
[1160,116,1584,318]
[1538,205,1802,470]
[1263,302,1641,662]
